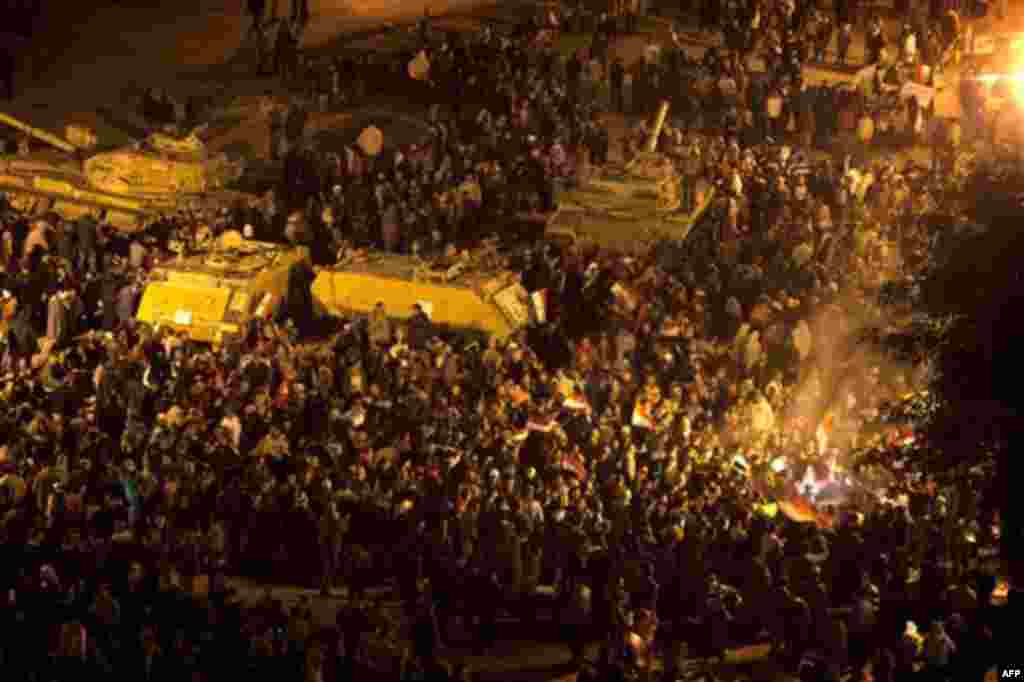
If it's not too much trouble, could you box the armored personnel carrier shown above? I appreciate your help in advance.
[136,231,310,344]
[312,242,532,340]
[137,233,532,344]
[0,112,245,232]
[545,101,714,253]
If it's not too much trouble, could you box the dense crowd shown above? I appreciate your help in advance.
[0,4,1015,682]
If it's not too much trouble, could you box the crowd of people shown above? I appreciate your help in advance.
[0,3,1015,682]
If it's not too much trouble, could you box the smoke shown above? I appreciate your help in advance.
[708,227,933,509]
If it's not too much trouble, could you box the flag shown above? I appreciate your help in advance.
[893,430,916,448]
[564,385,591,413]
[632,401,654,429]
[778,496,833,528]
[408,50,431,81]
[661,322,684,337]
[557,374,589,412]
[509,386,530,405]
[527,419,557,433]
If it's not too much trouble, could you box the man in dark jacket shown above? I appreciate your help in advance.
[407,304,432,350]
[76,212,99,274]
[611,58,626,114]
[567,51,583,103]
[248,0,266,26]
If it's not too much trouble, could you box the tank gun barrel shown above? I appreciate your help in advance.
[643,101,670,154]
[0,112,78,154]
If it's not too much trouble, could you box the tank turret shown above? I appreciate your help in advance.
[0,112,246,232]
[642,100,670,154]
[546,100,715,252]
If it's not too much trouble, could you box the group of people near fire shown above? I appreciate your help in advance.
[0,1,1014,682]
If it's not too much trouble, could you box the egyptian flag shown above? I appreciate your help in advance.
[778,495,833,528]
[509,385,531,406]
[890,428,916,449]
[558,374,590,413]
[510,428,531,443]
[632,400,655,430]
[527,417,558,433]
[564,389,590,413]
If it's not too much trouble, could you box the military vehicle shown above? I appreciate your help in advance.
[545,101,714,254]
[136,231,309,344]
[0,111,245,232]
[312,244,532,340]
[137,232,532,344]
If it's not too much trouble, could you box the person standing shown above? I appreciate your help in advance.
[76,212,99,274]
[291,0,309,27]
[248,0,267,30]
[285,101,308,155]
[318,496,345,597]
[867,15,885,64]
[273,19,295,80]
[837,22,853,65]
[611,57,626,114]
[269,102,285,161]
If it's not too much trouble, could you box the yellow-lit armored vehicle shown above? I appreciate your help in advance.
[546,101,714,253]
[0,112,245,232]
[137,233,532,344]
[136,231,310,344]
[312,245,532,340]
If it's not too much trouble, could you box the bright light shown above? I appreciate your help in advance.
[973,72,1024,106]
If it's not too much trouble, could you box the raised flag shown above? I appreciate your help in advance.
[527,419,557,433]
[778,496,834,528]
[508,385,530,405]
[632,401,655,429]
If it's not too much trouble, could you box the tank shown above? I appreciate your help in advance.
[545,101,715,253]
[136,231,310,344]
[0,112,245,233]
[311,244,532,340]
